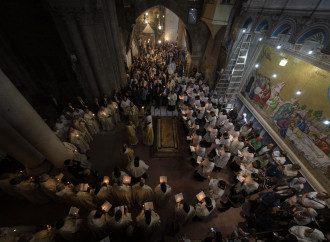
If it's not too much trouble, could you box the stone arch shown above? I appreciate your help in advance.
[270,19,296,37]
[293,24,330,54]
[242,17,252,29]
[255,19,269,32]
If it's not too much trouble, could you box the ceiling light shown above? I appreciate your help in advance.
[296,90,302,95]
[279,58,288,66]
[276,45,282,49]
[272,74,277,78]
[323,120,330,125]
[255,64,259,68]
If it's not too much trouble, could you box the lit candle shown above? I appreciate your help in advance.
[92,114,95,117]
[103,176,110,184]
[76,134,79,137]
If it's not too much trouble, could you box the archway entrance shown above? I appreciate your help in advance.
[126,5,192,75]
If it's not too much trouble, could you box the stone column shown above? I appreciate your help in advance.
[0,117,51,175]
[64,17,102,98]
[177,20,185,48]
[77,10,114,94]
[0,69,71,168]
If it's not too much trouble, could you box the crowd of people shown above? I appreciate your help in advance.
[0,42,329,242]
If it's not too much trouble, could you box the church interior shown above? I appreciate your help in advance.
[0,0,330,241]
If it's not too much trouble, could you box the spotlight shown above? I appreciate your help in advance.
[276,45,282,49]
[308,50,313,54]
[279,58,288,66]
[323,120,330,125]
[242,29,246,33]
[272,74,277,78]
[259,37,263,41]
[296,90,302,95]
[255,64,259,68]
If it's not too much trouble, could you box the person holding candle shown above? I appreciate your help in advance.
[111,181,133,208]
[87,209,110,239]
[132,178,154,206]
[72,115,93,143]
[195,196,216,219]
[154,182,172,207]
[83,108,100,135]
[97,106,114,131]
[174,201,196,226]
[69,127,90,154]
[108,100,120,124]
[136,209,161,236]
[108,208,133,234]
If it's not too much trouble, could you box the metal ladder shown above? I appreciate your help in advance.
[216,33,253,109]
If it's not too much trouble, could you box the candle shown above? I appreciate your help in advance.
[92,114,95,116]
[46,225,51,231]
[103,176,110,184]
[196,191,206,201]
[76,134,79,137]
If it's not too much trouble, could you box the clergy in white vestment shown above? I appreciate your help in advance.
[289,226,324,242]
[98,107,114,131]
[72,108,85,117]
[63,142,90,168]
[0,173,24,198]
[87,209,110,238]
[168,90,177,111]
[207,179,226,201]
[195,154,215,181]
[54,118,67,141]
[136,209,161,236]
[39,173,58,200]
[83,109,100,135]
[14,177,50,204]
[120,97,131,116]
[30,227,55,242]
[195,196,216,219]
[112,167,129,184]
[132,178,154,206]
[126,157,149,183]
[240,122,253,137]
[111,182,133,207]
[75,187,96,210]
[214,147,231,171]
[56,183,77,205]
[272,150,287,165]
[120,144,135,166]
[69,127,90,153]
[95,183,112,205]
[108,101,120,124]
[108,209,133,233]
[241,173,259,195]
[72,116,93,143]
[230,136,245,155]
[154,182,172,207]
[174,201,196,225]
[55,216,83,241]
[127,102,139,126]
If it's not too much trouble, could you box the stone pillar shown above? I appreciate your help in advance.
[0,70,71,168]
[64,18,102,98]
[102,0,128,88]
[0,117,51,175]
[177,20,185,48]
